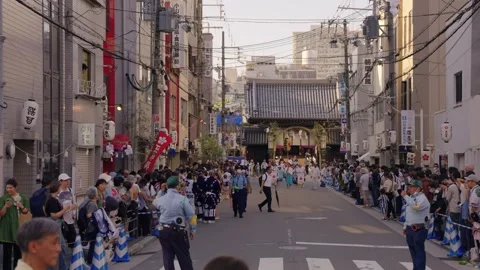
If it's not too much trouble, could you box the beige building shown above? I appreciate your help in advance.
[395,0,462,165]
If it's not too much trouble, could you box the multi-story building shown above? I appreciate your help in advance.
[395,0,460,166]
[434,1,479,172]
[293,25,358,80]
[245,56,278,79]
[349,45,373,161]
[278,64,317,80]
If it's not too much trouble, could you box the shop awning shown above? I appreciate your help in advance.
[357,152,371,162]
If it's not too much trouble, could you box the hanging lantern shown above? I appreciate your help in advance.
[171,130,178,144]
[362,140,368,151]
[340,141,346,150]
[441,122,452,143]
[21,99,39,129]
[353,143,359,154]
[376,135,382,149]
[104,120,115,141]
[421,150,431,167]
[346,142,351,151]
[388,130,397,145]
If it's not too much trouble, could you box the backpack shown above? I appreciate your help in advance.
[30,188,49,218]
[77,201,98,235]
[258,173,267,187]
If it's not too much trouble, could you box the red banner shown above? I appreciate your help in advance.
[143,131,172,172]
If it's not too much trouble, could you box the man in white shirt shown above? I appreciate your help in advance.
[311,164,321,190]
[258,166,275,213]
[58,173,77,248]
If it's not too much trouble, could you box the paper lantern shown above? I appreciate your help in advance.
[441,122,452,143]
[376,135,382,148]
[421,150,431,167]
[104,121,115,141]
[389,130,397,145]
[21,99,39,129]
[346,143,351,151]
[353,143,359,153]
[362,140,368,151]
[340,141,346,149]
[171,130,178,144]
[406,152,416,165]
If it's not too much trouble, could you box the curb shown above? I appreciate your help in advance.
[128,236,157,256]
[325,185,450,251]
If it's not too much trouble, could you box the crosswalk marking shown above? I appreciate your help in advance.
[159,260,180,270]
[306,258,334,270]
[399,262,432,270]
[258,258,283,270]
[353,260,384,270]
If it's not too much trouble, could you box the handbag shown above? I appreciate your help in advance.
[18,209,32,227]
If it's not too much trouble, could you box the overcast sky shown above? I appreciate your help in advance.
[203,0,371,71]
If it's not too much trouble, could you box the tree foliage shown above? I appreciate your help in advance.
[313,122,326,144]
[198,135,224,162]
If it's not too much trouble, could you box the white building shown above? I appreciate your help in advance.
[434,6,480,173]
[245,56,277,79]
[349,45,373,161]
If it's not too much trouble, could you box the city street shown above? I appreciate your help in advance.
[110,180,465,270]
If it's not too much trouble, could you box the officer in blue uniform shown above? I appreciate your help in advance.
[402,179,430,270]
[232,167,247,218]
[153,176,197,270]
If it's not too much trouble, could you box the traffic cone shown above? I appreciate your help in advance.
[442,217,452,246]
[399,202,407,223]
[70,235,87,270]
[113,226,131,262]
[91,234,108,270]
[447,217,465,257]
[427,214,439,240]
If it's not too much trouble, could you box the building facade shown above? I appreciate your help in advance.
[434,2,480,172]
[245,78,341,164]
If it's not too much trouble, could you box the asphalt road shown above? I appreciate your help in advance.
[110,179,467,270]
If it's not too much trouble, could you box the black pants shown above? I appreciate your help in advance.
[232,189,246,215]
[139,208,153,236]
[159,228,193,270]
[2,242,21,270]
[63,223,76,248]
[386,193,397,219]
[259,186,272,211]
[82,232,97,265]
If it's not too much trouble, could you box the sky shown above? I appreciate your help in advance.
[202,0,372,72]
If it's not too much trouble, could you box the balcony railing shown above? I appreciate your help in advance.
[76,80,106,100]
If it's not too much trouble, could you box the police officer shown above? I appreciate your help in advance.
[401,179,430,270]
[153,176,197,270]
[232,167,247,218]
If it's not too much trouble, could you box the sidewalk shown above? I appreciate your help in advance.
[325,185,472,270]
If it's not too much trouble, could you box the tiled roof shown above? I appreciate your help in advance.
[244,128,267,145]
[246,79,340,120]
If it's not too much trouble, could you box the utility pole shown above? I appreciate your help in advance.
[196,0,203,138]
[152,1,166,166]
[386,1,397,166]
[221,31,226,146]
[343,19,351,163]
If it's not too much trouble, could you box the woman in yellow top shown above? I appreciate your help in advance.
[0,178,30,270]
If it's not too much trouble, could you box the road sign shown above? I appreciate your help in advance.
[341,118,347,124]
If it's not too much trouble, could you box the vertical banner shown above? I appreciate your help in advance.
[143,131,173,172]
[401,110,415,145]
[172,1,185,69]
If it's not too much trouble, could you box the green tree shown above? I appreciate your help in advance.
[198,135,223,162]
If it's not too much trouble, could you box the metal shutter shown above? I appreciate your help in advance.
[75,149,92,196]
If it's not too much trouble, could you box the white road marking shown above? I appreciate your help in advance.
[399,262,432,270]
[296,242,408,249]
[287,228,293,245]
[258,258,283,270]
[159,260,180,270]
[353,260,385,270]
[306,258,334,270]
[297,217,328,220]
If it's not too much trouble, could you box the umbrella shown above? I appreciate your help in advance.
[275,185,280,207]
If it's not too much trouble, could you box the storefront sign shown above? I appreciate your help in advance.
[78,123,95,146]
[171,1,185,69]
[401,110,415,145]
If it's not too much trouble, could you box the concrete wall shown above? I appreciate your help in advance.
[2,0,43,195]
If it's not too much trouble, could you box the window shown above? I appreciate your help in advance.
[181,99,188,125]
[81,48,92,82]
[170,95,177,120]
[455,71,463,103]
[401,81,408,110]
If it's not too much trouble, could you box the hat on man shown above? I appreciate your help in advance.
[58,173,71,181]
[98,173,112,182]
[407,179,422,188]
[466,174,479,182]
[166,176,180,187]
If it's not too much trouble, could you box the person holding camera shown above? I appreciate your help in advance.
[153,176,197,270]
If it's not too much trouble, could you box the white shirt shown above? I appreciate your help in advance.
[262,173,274,187]
[311,167,321,177]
